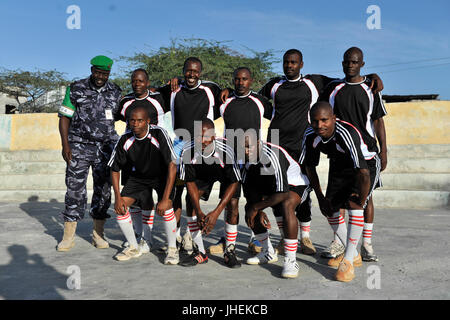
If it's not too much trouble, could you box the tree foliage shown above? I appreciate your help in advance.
[0,68,69,113]
[113,38,279,93]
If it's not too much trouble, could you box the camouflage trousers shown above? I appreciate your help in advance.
[62,141,115,222]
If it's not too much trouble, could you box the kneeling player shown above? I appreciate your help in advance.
[109,106,178,264]
[243,133,310,279]
[300,102,371,282]
[179,119,242,268]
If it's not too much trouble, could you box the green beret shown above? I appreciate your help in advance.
[90,55,113,71]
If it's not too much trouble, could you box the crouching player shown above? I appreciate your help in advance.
[243,133,310,279]
[299,102,371,282]
[108,106,179,264]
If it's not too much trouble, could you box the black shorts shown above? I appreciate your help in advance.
[121,177,174,210]
[326,154,381,211]
[243,183,309,207]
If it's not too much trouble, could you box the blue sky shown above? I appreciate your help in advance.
[1,0,449,99]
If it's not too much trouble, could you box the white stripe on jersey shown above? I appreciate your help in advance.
[170,88,179,130]
[299,127,315,165]
[120,99,135,117]
[146,96,165,125]
[329,82,346,109]
[301,78,319,124]
[261,144,284,192]
[248,95,265,138]
[151,125,177,160]
[360,83,375,138]
[215,139,242,181]
[335,122,360,168]
[338,120,376,160]
[269,79,286,120]
[199,85,215,121]
[123,136,136,152]
[266,142,309,186]
[378,92,387,115]
[107,138,122,167]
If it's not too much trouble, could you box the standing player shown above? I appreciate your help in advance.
[157,57,223,252]
[57,55,122,252]
[222,49,383,257]
[179,119,242,268]
[211,67,273,255]
[243,134,310,279]
[300,102,371,282]
[108,106,178,263]
[116,68,169,252]
[320,47,387,262]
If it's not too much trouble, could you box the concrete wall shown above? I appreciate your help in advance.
[0,100,449,151]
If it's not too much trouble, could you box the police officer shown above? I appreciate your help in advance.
[57,55,122,252]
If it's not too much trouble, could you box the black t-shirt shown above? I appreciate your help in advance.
[320,77,387,155]
[299,120,369,170]
[179,138,241,185]
[259,74,336,155]
[108,125,176,183]
[219,91,272,139]
[157,80,222,139]
[242,141,309,197]
[116,90,168,127]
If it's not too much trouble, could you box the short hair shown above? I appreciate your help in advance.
[283,49,303,62]
[130,105,150,119]
[310,101,333,118]
[344,47,364,60]
[183,57,203,72]
[233,67,252,79]
[131,68,149,80]
[201,118,215,129]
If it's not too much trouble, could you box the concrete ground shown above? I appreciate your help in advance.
[0,198,448,301]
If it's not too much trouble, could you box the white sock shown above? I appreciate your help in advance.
[363,223,373,245]
[327,212,347,246]
[176,226,181,238]
[300,221,311,239]
[344,210,365,264]
[225,223,238,247]
[284,238,298,260]
[187,216,205,254]
[129,207,142,238]
[255,231,274,255]
[141,210,155,244]
[163,208,177,249]
[117,210,138,249]
[276,216,284,238]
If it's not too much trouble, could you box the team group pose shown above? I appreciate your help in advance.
[57,47,386,282]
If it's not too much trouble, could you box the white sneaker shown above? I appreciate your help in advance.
[281,257,299,278]
[246,250,278,265]
[361,242,379,262]
[321,240,345,258]
[139,239,151,254]
[181,232,193,254]
[114,247,142,261]
[164,247,180,265]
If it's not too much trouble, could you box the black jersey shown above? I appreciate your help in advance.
[219,91,272,138]
[242,141,309,195]
[157,80,222,139]
[320,77,387,156]
[259,74,335,155]
[179,138,241,185]
[299,120,369,170]
[116,90,168,126]
[108,125,176,182]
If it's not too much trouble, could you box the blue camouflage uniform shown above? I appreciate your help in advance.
[58,77,122,222]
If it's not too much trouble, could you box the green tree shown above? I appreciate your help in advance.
[0,68,69,113]
[113,38,279,93]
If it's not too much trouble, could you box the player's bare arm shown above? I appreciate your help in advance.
[373,117,388,171]
[305,165,332,217]
[185,181,206,227]
[245,192,289,229]
[58,116,72,164]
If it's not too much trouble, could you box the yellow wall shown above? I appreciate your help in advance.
[2,100,449,150]
[384,101,450,145]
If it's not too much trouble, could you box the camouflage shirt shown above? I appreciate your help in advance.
[58,77,122,144]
